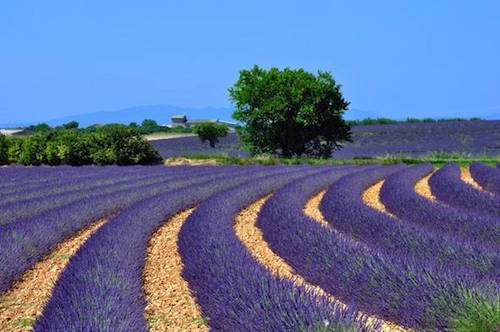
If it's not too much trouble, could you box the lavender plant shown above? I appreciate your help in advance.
[321,165,498,278]
[178,166,374,332]
[470,162,500,195]
[34,166,339,331]
[0,166,224,225]
[429,163,500,216]
[380,164,500,249]
[0,166,257,293]
[258,169,499,330]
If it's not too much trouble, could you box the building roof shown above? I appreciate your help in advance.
[171,114,187,120]
[0,128,26,135]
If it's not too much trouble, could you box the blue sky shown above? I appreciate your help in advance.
[1,0,499,123]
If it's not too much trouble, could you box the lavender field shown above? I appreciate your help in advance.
[150,120,500,158]
[0,163,498,331]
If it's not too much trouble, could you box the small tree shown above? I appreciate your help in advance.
[61,121,79,129]
[193,122,228,148]
[140,119,160,134]
[229,66,352,158]
[18,133,48,165]
[32,123,51,133]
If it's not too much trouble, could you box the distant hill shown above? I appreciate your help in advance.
[0,106,382,128]
[1,104,498,128]
[0,104,234,128]
[41,104,235,127]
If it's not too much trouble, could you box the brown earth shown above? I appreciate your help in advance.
[143,208,208,332]
[362,180,396,217]
[414,173,436,201]
[0,218,107,332]
[164,158,221,166]
[235,195,405,332]
[460,167,486,191]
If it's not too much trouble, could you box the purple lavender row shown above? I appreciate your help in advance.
[0,165,119,190]
[321,166,498,278]
[0,166,176,205]
[380,164,500,249]
[0,165,254,294]
[470,162,500,196]
[34,166,317,331]
[0,166,218,225]
[0,165,168,198]
[178,166,373,332]
[429,163,500,217]
[258,169,498,330]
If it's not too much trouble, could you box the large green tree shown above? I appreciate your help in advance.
[229,66,352,158]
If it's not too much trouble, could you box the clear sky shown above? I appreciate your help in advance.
[1,0,499,123]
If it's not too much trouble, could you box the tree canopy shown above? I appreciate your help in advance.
[193,122,228,148]
[229,66,352,158]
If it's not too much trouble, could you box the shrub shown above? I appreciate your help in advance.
[7,136,23,162]
[18,133,48,165]
[45,129,94,165]
[3,124,162,166]
[229,65,352,158]
[91,124,162,165]
[193,122,228,147]
[61,121,79,129]
[0,134,8,165]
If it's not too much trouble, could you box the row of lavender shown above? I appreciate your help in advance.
[1,165,376,331]
[257,164,499,331]
[149,120,500,158]
[2,164,498,331]
[0,165,256,292]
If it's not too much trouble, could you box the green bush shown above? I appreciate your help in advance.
[7,136,23,162]
[91,124,162,165]
[45,129,94,165]
[193,122,228,147]
[61,121,79,129]
[450,291,499,332]
[18,133,48,166]
[2,124,162,166]
[0,134,8,165]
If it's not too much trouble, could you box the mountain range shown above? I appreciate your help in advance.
[1,105,498,128]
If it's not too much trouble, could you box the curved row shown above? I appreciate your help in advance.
[258,169,498,330]
[142,208,207,331]
[470,162,500,195]
[429,163,500,216]
[0,165,105,189]
[321,165,497,278]
[34,166,340,331]
[0,165,172,205]
[380,164,500,249]
[0,166,213,226]
[0,218,107,331]
[0,166,254,293]
[178,167,373,332]
[0,166,155,195]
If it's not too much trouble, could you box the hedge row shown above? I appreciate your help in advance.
[0,124,162,166]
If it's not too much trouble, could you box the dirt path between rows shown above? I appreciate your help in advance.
[460,167,486,191]
[143,208,207,332]
[414,173,436,200]
[235,195,405,332]
[362,180,396,217]
[0,218,107,331]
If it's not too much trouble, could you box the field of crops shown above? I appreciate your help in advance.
[150,120,500,158]
[0,162,498,331]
